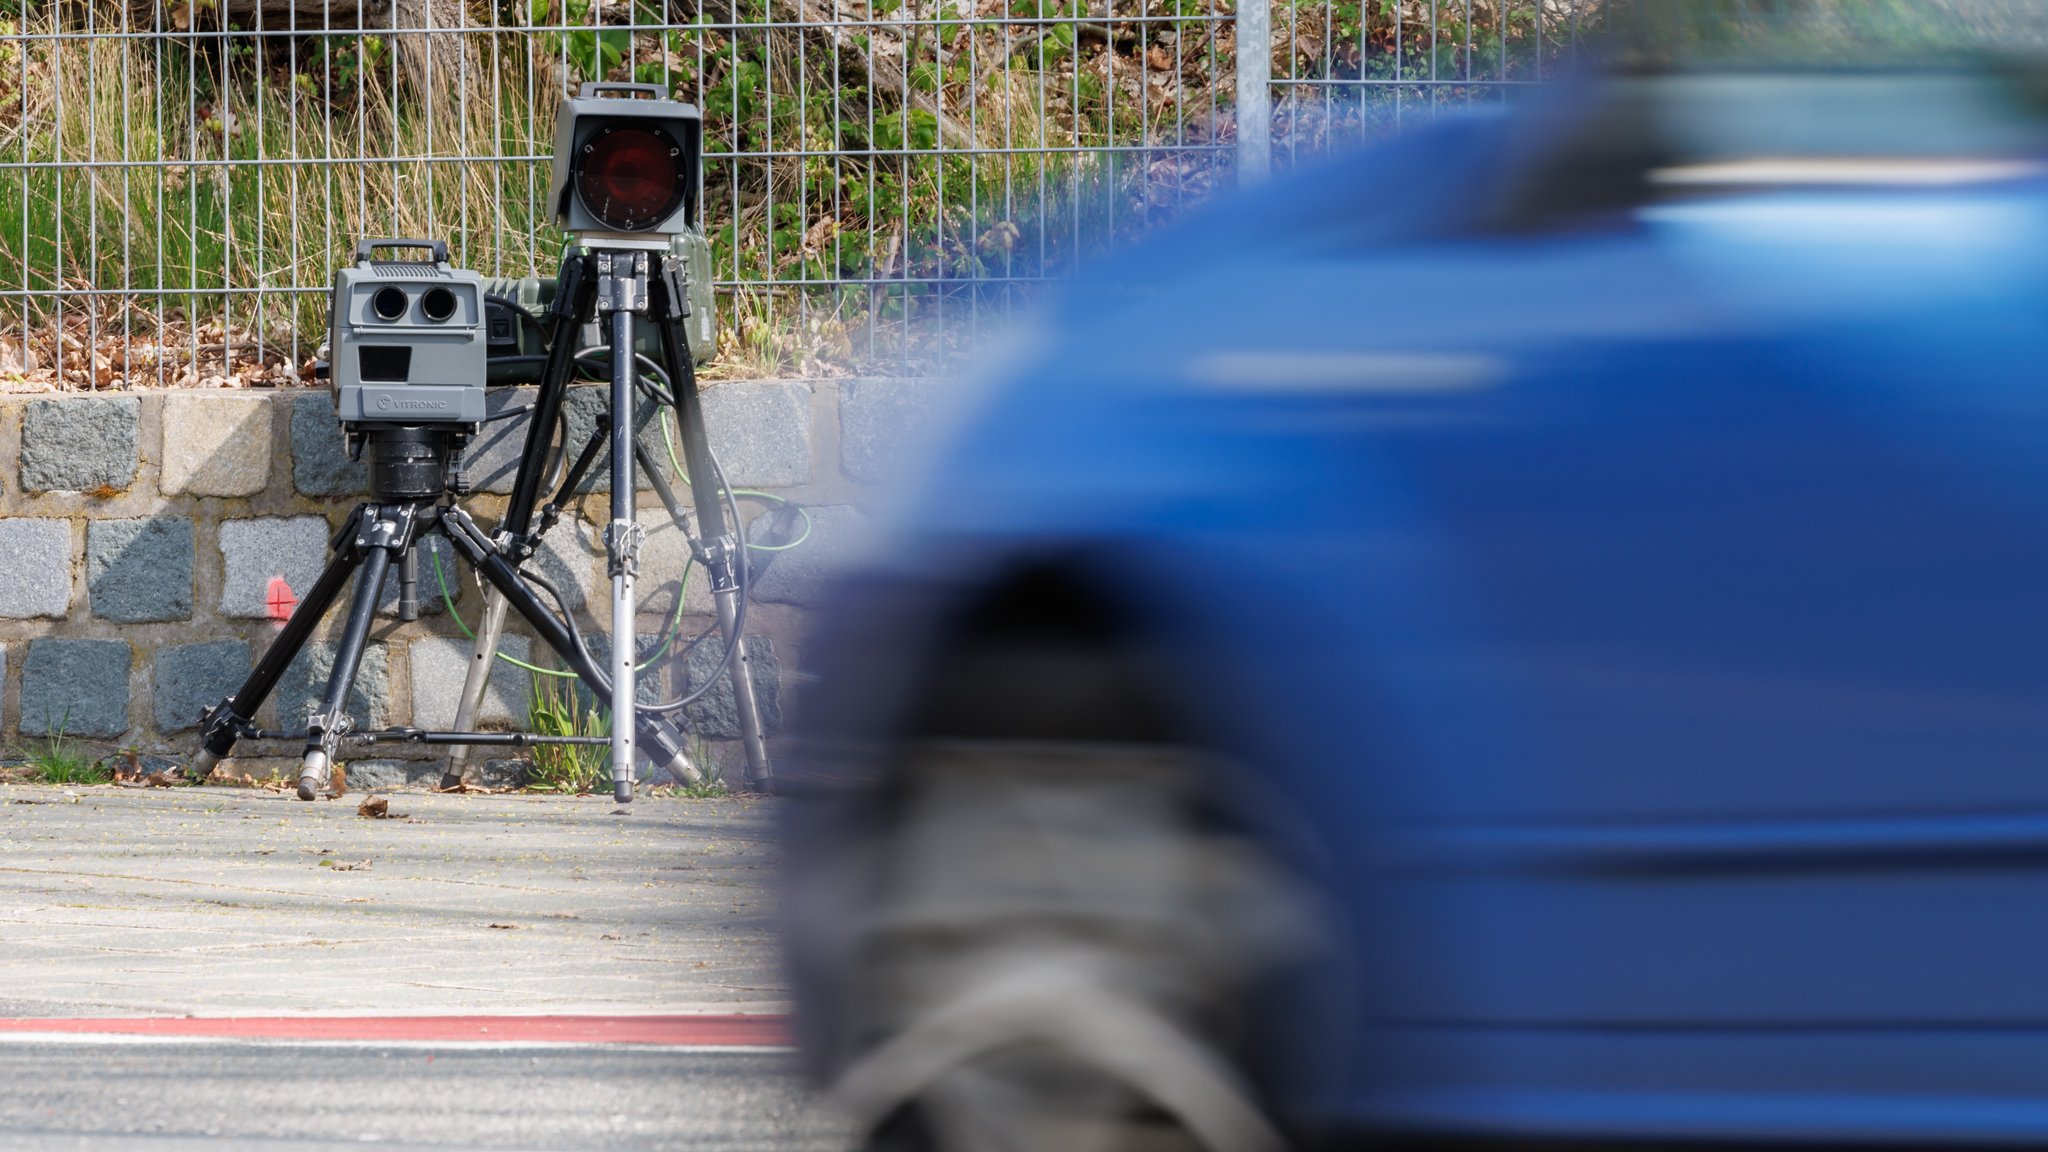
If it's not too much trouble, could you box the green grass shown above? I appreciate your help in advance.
[13,718,108,785]
[523,674,613,794]
[521,681,737,796]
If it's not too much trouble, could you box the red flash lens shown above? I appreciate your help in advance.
[574,123,687,232]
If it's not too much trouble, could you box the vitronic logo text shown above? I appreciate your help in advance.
[375,395,449,411]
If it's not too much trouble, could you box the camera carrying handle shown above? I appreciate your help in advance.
[577,81,669,101]
[355,237,450,264]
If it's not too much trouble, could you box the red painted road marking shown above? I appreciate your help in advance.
[265,575,298,621]
[0,1014,789,1047]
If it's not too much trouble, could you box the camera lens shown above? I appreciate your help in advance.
[420,287,458,323]
[574,123,687,232]
[371,286,409,322]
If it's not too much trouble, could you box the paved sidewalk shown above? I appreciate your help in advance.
[0,784,785,1019]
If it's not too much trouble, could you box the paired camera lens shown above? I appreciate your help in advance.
[371,286,409,322]
[420,287,458,323]
[369,285,460,323]
[574,123,688,232]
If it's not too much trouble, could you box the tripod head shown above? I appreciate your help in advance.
[362,425,460,504]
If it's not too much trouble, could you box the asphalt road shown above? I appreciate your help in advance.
[0,784,844,1150]
[0,785,784,1017]
[0,1039,851,1151]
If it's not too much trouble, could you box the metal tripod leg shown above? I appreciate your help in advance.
[648,253,774,792]
[712,580,772,791]
[297,508,409,801]
[597,252,645,805]
[192,507,368,782]
[439,507,704,790]
[441,585,510,790]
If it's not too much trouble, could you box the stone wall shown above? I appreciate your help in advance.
[0,380,920,787]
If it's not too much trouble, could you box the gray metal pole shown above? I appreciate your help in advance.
[441,584,510,789]
[606,297,640,806]
[713,584,772,790]
[1235,0,1271,185]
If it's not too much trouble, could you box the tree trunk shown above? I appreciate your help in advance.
[221,0,477,96]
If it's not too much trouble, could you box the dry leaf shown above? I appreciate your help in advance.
[486,923,520,930]
[357,795,390,819]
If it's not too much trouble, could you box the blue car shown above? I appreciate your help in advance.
[782,61,2048,1150]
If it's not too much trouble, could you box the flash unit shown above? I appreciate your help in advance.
[548,82,703,244]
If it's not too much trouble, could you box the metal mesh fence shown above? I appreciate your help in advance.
[1263,0,1587,160]
[0,0,1565,386]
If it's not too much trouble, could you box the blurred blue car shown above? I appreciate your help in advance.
[782,63,2048,1150]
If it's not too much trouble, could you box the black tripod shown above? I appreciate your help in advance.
[191,247,772,801]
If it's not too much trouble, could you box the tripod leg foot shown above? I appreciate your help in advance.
[190,749,223,784]
[640,721,705,788]
[297,750,329,802]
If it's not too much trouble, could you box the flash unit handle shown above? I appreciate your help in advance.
[355,237,450,264]
[577,81,669,101]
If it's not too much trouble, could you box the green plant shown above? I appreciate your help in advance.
[14,714,108,786]
[524,675,613,794]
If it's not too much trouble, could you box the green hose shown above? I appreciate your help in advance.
[432,545,690,679]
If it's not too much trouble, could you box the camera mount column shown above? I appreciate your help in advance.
[597,250,648,805]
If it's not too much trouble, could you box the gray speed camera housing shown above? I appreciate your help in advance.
[329,238,488,426]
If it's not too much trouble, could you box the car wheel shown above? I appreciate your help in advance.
[830,735,1313,1152]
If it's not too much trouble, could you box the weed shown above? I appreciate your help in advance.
[524,675,612,795]
[13,715,108,786]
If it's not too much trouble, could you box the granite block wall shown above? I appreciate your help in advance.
[0,379,925,786]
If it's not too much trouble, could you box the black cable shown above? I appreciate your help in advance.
[480,399,536,423]
[488,322,745,719]
[519,564,607,696]
[573,349,673,407]
[484,293,548,343]
[642,444,748,716]
[505,348,720,714]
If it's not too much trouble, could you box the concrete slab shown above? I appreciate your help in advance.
[0,785,785,1018]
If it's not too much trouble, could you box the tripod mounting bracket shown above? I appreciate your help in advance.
[605,520,646,579]
[654,262,691,323]
[595,251,649,315]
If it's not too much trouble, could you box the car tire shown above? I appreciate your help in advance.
[830,734,1306,1152]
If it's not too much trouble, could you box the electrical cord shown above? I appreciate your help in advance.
[484,293,547,336]
[655,401,814,551]
[517,564,603,682]
[431,545,690,680]
[638,442,750,715]
[564,346,816,553]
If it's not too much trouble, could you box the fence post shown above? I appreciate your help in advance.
[1235,0,1271,184]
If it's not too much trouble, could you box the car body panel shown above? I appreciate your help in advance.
[786,73,2048,1143]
